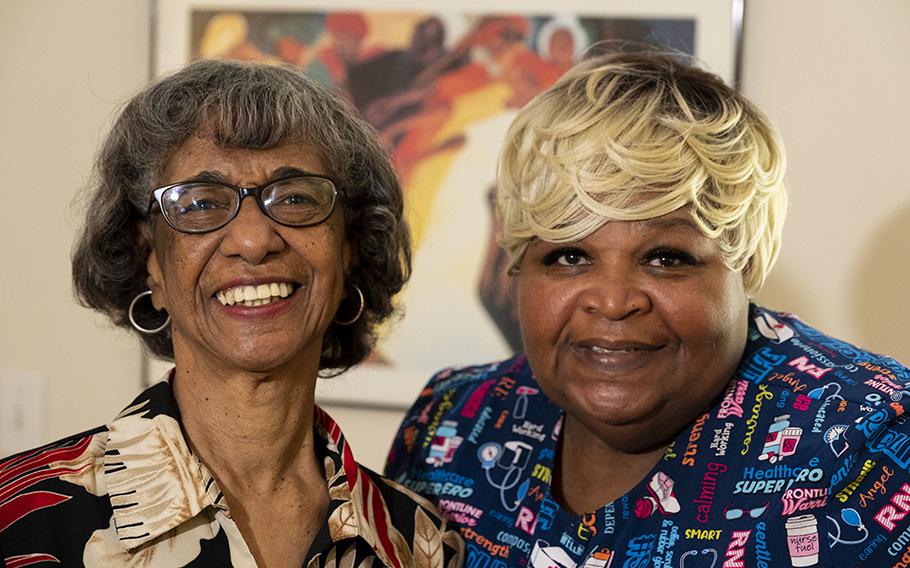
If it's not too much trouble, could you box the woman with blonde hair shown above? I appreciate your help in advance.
[387,48,909,567]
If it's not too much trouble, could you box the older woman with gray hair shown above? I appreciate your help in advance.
[0,59,462,567]
[387,48,910,567]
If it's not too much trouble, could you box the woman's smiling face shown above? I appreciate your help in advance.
[515,208,749,451]
[145,135,351,375]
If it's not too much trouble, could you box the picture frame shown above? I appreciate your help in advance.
[147,0,744,409]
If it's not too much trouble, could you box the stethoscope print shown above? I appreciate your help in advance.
[827,508,869,547]
[679,548,718,568]
[478,440,533,512]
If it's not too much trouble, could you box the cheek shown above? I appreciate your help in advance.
[312,231,348,277]
[163,248,205,288]
[707,273,749,331]
[662,273,748,349]
[151,235,216,302]
[515,276,542,337]
[318,217,350,267]
[515,275,576,347]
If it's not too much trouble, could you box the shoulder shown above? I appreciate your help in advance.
[420,354,535,402]
[385,354,536,474]
[360,465,454,527]
[313,404,465,564]
[742,305,908,403]
[735,305,909,461]
[0,426,110,551]
[352,465,465,564]
[1,425,108,488]
[725,306,910,562]
[747,305,907,374]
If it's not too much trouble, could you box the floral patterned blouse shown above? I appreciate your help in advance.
[0,377,463,567]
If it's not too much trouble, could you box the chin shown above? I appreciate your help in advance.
[577,408,673,454]
[586,404,653,429]
[222,336,320,372]
[575,384,656,421]
[574,389,672,433]
[175,330,319,375]
[212,346,305,375]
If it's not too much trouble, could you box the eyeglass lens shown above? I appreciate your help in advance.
[158,176,335,233]
[724,504,768,520]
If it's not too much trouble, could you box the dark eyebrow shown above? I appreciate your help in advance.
[269,166,323,179]
[181,170,226,183]
[180,167,323,185]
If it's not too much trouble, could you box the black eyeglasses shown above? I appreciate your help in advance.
[148,174,340,234]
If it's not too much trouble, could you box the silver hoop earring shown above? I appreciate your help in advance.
[128,290,171,334]
[334,285,364,326]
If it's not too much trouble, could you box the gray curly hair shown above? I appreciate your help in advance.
[72,58,411,372]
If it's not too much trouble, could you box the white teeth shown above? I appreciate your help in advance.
[590,346,636,354]
[216,282,294,306]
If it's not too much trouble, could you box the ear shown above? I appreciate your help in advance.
[140,222,167,311]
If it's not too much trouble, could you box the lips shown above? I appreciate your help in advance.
[572,339,664,353]
[215,282,297,307]
[568,338,666,371]
[589,345,645,354]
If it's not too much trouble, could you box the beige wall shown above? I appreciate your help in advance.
[1,0,907,469]
[0,1,148,451]
[747,0,910,367]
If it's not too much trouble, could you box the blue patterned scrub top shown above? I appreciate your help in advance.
[386,305,910,567]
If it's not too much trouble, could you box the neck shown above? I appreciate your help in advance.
[171,345,324,493]
[169,340,332,568]
[555,414,667,516]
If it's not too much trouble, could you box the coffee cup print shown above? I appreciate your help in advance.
[786,514,820,566]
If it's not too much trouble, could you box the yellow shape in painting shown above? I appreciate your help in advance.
[198,13,249,58]
[406,149,460,246]
[363,13,425,52]
[407,81,512,246]
[433,81,511,145]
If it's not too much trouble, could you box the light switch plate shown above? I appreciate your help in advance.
[0,371,45,456]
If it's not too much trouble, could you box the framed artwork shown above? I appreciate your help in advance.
[148,0,743,408]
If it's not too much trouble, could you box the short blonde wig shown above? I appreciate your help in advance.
[497,48,787,295]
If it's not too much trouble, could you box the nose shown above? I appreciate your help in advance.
[580,264,652,321]
[219,198,285,264]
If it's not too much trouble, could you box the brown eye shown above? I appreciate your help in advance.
[542,247,592,267]
[644,248,698,268]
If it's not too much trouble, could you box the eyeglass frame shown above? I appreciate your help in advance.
[722,501,769,520]
[146,173,343,234]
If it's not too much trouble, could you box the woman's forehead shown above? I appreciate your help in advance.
[541,214,705,245]
[160,135,327,185]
